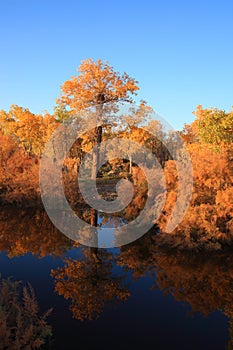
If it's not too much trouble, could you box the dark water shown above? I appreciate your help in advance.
[0,208,232,349]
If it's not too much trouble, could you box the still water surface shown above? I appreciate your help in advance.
[0,208,231,349]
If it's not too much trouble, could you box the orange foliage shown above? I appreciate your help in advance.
[57,58,139,111]
[158,138,233,249]
[51,248,130,321]
[0,130,40,205]
[0,208,72,257]
[0,105,57,155]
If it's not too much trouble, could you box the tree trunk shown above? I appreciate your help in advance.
[91,125,102,180]
[91,98,103,180]
[90,208,98,226]
[90,208,101,262]
[129,155,132,175]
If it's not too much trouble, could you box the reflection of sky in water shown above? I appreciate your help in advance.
[97,213,124,247]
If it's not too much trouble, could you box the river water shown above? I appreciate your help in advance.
[0,208,231,349]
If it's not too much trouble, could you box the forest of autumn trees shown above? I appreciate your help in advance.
[156,105,233,249]
[0,58,232,248]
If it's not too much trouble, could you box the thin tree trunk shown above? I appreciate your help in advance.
[90,208,101,262]
[90,96,104,261]
[91,99,103,180]
[129,155,132,175]
[91,125,102,180]
[90,208,98,226]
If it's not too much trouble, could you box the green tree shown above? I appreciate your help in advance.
[193,105,233,148]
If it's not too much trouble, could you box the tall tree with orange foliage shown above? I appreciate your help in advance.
[56,58,139,179]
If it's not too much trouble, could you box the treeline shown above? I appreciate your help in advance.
[0,102,232,247]
[0,102,232,236]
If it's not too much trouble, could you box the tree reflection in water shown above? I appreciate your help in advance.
[51,248,130,321]
[51,208,130,321]
[0,208,72,258]
[117,231,233,348]
[2,208,233,346]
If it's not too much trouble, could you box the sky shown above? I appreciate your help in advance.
[0,0,233,130]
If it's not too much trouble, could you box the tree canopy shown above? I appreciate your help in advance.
[56,58,139,112]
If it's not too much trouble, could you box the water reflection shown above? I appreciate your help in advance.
[0,208,72,257]
[1,208,233,348]
[153,249,233,350]
[51,248,130,321]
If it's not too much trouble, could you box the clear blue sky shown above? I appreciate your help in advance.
[0,0,232,130]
